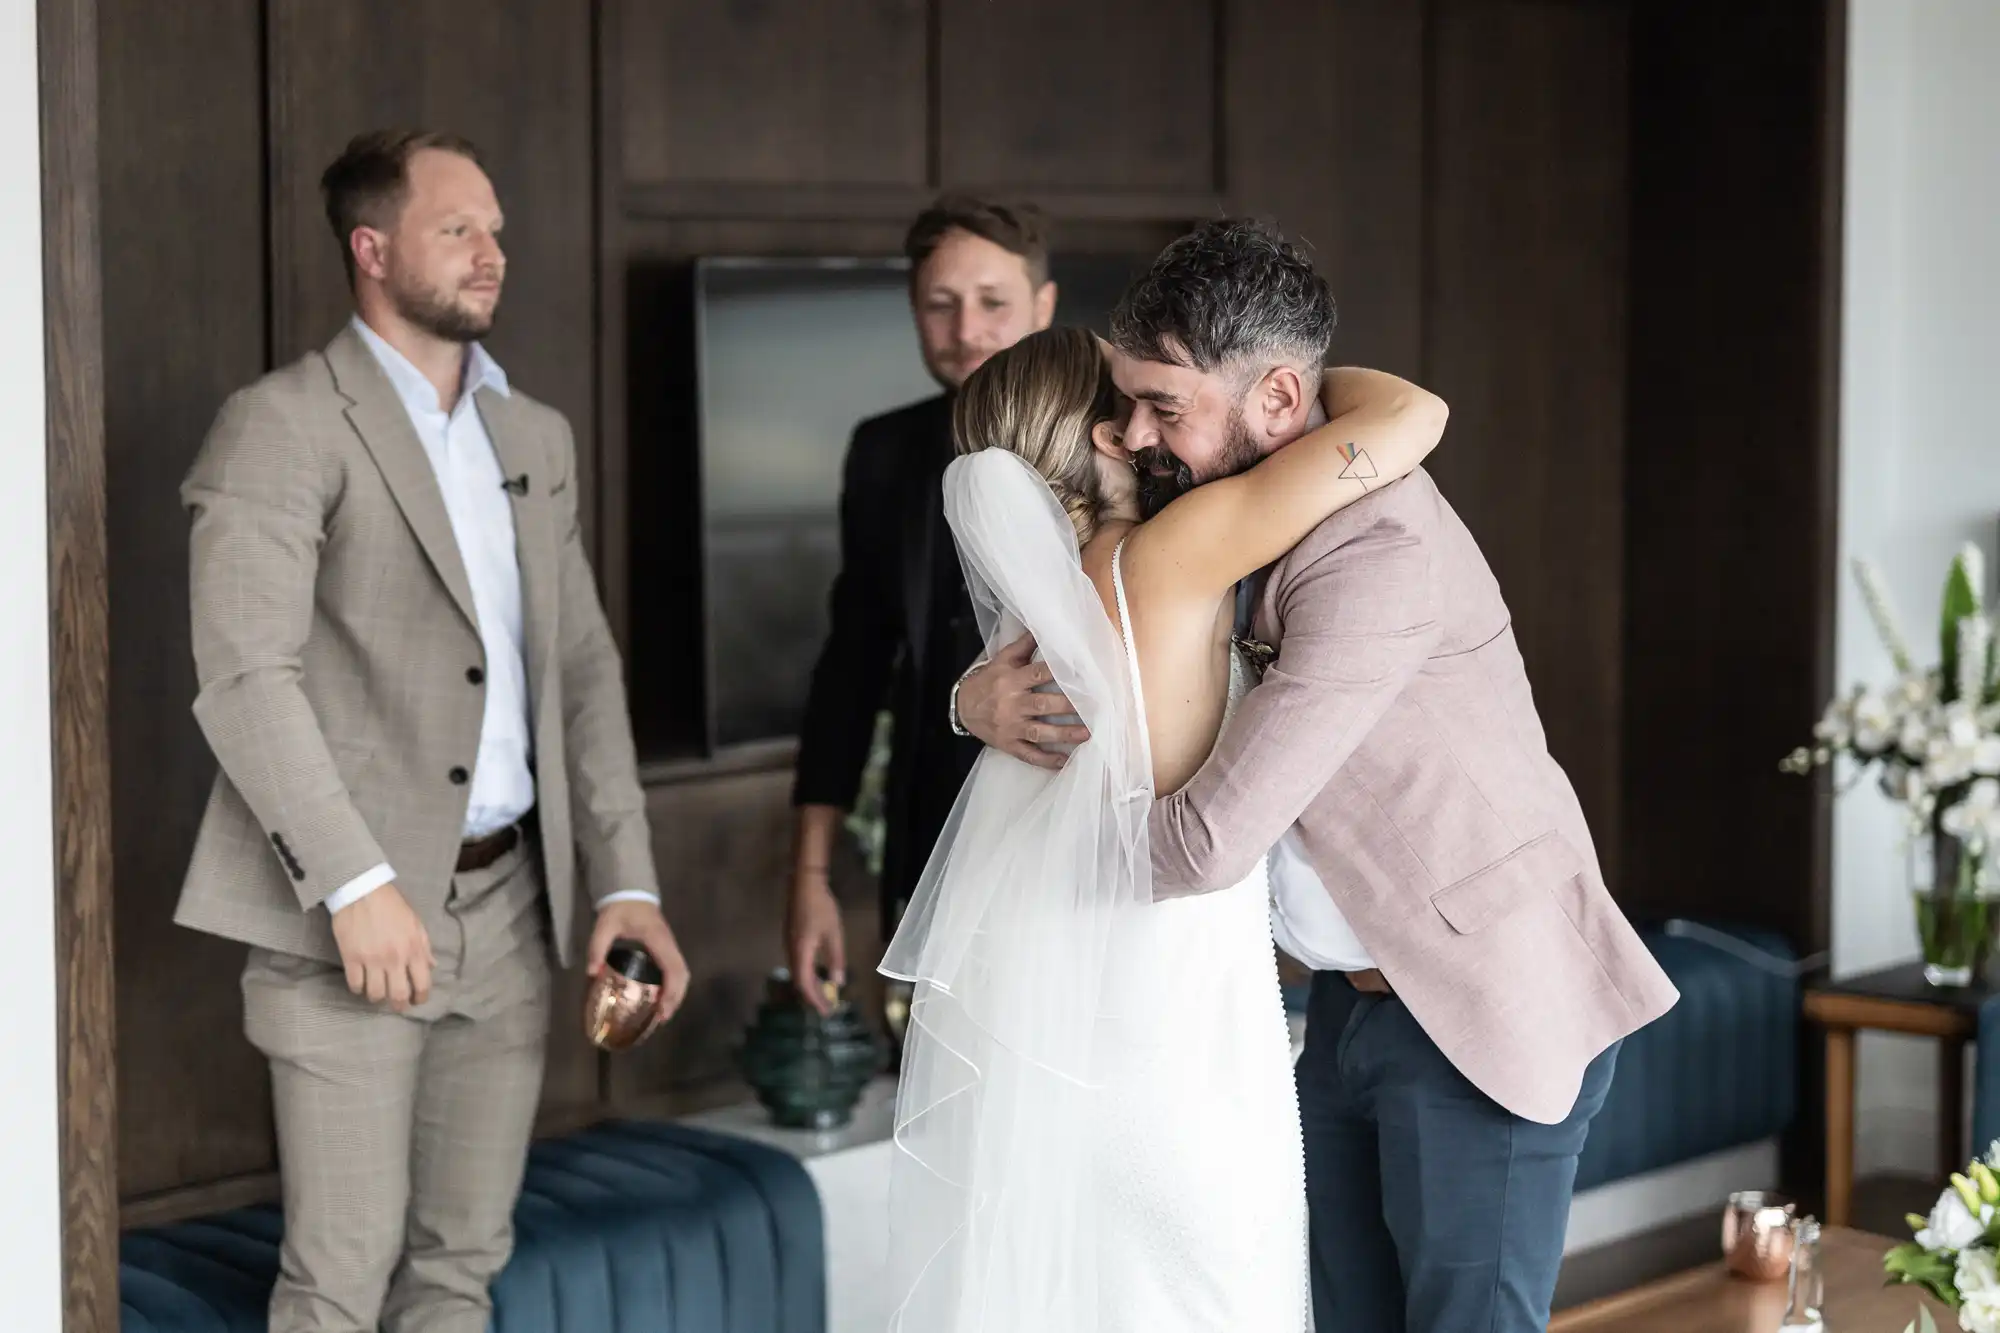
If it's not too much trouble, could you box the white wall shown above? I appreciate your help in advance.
[1838,0,2000,1178]
[0,0,61,1316]
[0,0,61,1323]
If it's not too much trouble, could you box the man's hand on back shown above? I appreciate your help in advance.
[955,632,1088,770]
[330,882,435,1012]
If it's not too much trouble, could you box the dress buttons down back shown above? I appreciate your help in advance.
[449,766,469,785]
[466,666,484,685]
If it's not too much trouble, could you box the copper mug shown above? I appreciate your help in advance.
[583,940,665,1052]
[1722,1190,1797,1280]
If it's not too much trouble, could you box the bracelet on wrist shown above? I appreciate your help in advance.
[949,656,986,737]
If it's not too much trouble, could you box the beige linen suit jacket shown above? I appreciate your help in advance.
[1149,467,1678,1125]
[176,324,656,968]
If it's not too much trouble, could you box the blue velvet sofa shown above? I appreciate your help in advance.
[123,922,1801,1330]
[120,1121,824,1333]
[1575,924,1799,1190]
[1974,996,2000,1155]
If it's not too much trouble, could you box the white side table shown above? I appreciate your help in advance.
[682,1078,898,1333]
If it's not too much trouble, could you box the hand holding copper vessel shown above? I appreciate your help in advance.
[583,940,666,1052]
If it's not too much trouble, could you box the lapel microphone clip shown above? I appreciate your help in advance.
[501,474,529,496]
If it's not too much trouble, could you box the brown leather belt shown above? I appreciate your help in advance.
[1346,968,1394,995]
[457,821,522,873]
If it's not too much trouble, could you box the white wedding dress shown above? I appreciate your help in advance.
[1088,542,1311,1332]
[880,448,1309,1333]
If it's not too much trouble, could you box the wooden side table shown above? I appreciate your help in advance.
[1802,963,1992,1226]
[1549,1227,1948,1331]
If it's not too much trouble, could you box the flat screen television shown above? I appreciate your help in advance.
[696,256,938,747]
[626,251,1152,757]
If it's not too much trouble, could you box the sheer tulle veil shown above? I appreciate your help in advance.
[877,446,1156,1332]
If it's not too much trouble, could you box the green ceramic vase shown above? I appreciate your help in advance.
[738,969,885,1130]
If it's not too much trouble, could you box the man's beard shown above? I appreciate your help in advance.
[1132,410,1264,519]
[1132,445,1195,519]
[390,272,497,343]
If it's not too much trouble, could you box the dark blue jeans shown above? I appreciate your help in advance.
[1297,972,1619,1333]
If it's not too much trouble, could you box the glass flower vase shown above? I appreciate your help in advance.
[1911,829,1991,987]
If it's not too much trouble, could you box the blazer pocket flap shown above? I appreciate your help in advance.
[1430,831,1582,934]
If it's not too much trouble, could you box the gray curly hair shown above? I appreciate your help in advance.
[1108,218,1336,387]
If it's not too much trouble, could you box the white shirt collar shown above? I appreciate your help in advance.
[349,314,511,415]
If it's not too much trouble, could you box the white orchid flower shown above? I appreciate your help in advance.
[1928,707,1990,787]
[1960,1246,2000,1333]
[1852,690,1899,754]
[1918,1185,1991,1252]
[1941,781,2000,846]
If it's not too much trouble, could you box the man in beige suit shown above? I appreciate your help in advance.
[957,220,1677,1333]
[178,128,690,1333]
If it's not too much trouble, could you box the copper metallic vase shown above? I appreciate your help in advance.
[583,941,665,1052]
[1722,1190,1797,1281]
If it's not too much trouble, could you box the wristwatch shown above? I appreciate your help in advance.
[947,657,987,737]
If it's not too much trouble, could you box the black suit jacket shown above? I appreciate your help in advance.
[793,394,984,937]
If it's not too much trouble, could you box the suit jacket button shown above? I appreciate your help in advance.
[449,765,469,785]
[466,666,485,685]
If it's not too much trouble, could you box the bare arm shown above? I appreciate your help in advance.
[1127,368,1446,602]
[784,803,849,1015]
[1148,512,1438,894]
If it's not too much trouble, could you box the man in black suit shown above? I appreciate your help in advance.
[784,196,1059,1008]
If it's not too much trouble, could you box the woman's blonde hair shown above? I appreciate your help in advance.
[952,326,1120,544]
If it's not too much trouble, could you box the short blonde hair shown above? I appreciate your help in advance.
[952,327,1119,544]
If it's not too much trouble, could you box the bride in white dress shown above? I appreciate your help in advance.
[879,326,1448,1331]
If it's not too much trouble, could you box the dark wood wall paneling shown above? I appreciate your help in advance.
[1221,0,1427,377]
[936,0,1216,193]
[44,0,119,1320]
[1620,0,1842,956]
[94,0,1843,1226]
[619,0,928,190]
[1421,0,1633,887]
[101,0,273,1207]
[1619,0,1844,1205]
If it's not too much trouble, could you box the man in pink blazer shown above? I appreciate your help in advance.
[957,219,1678,1333]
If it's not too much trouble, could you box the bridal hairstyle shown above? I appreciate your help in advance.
[951,325,1120,544]
[889,328,1155,1332]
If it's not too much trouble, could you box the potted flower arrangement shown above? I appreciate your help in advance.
[1888,1145,2000,1331]
[1784,545,2000,985]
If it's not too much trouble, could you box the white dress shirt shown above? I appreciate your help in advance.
[326,317,655,913]
[1268,827,1376,973]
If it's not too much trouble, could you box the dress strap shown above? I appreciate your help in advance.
[1111,538,1151,751]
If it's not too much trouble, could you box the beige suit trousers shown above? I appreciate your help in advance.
[243,840,552,1333]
